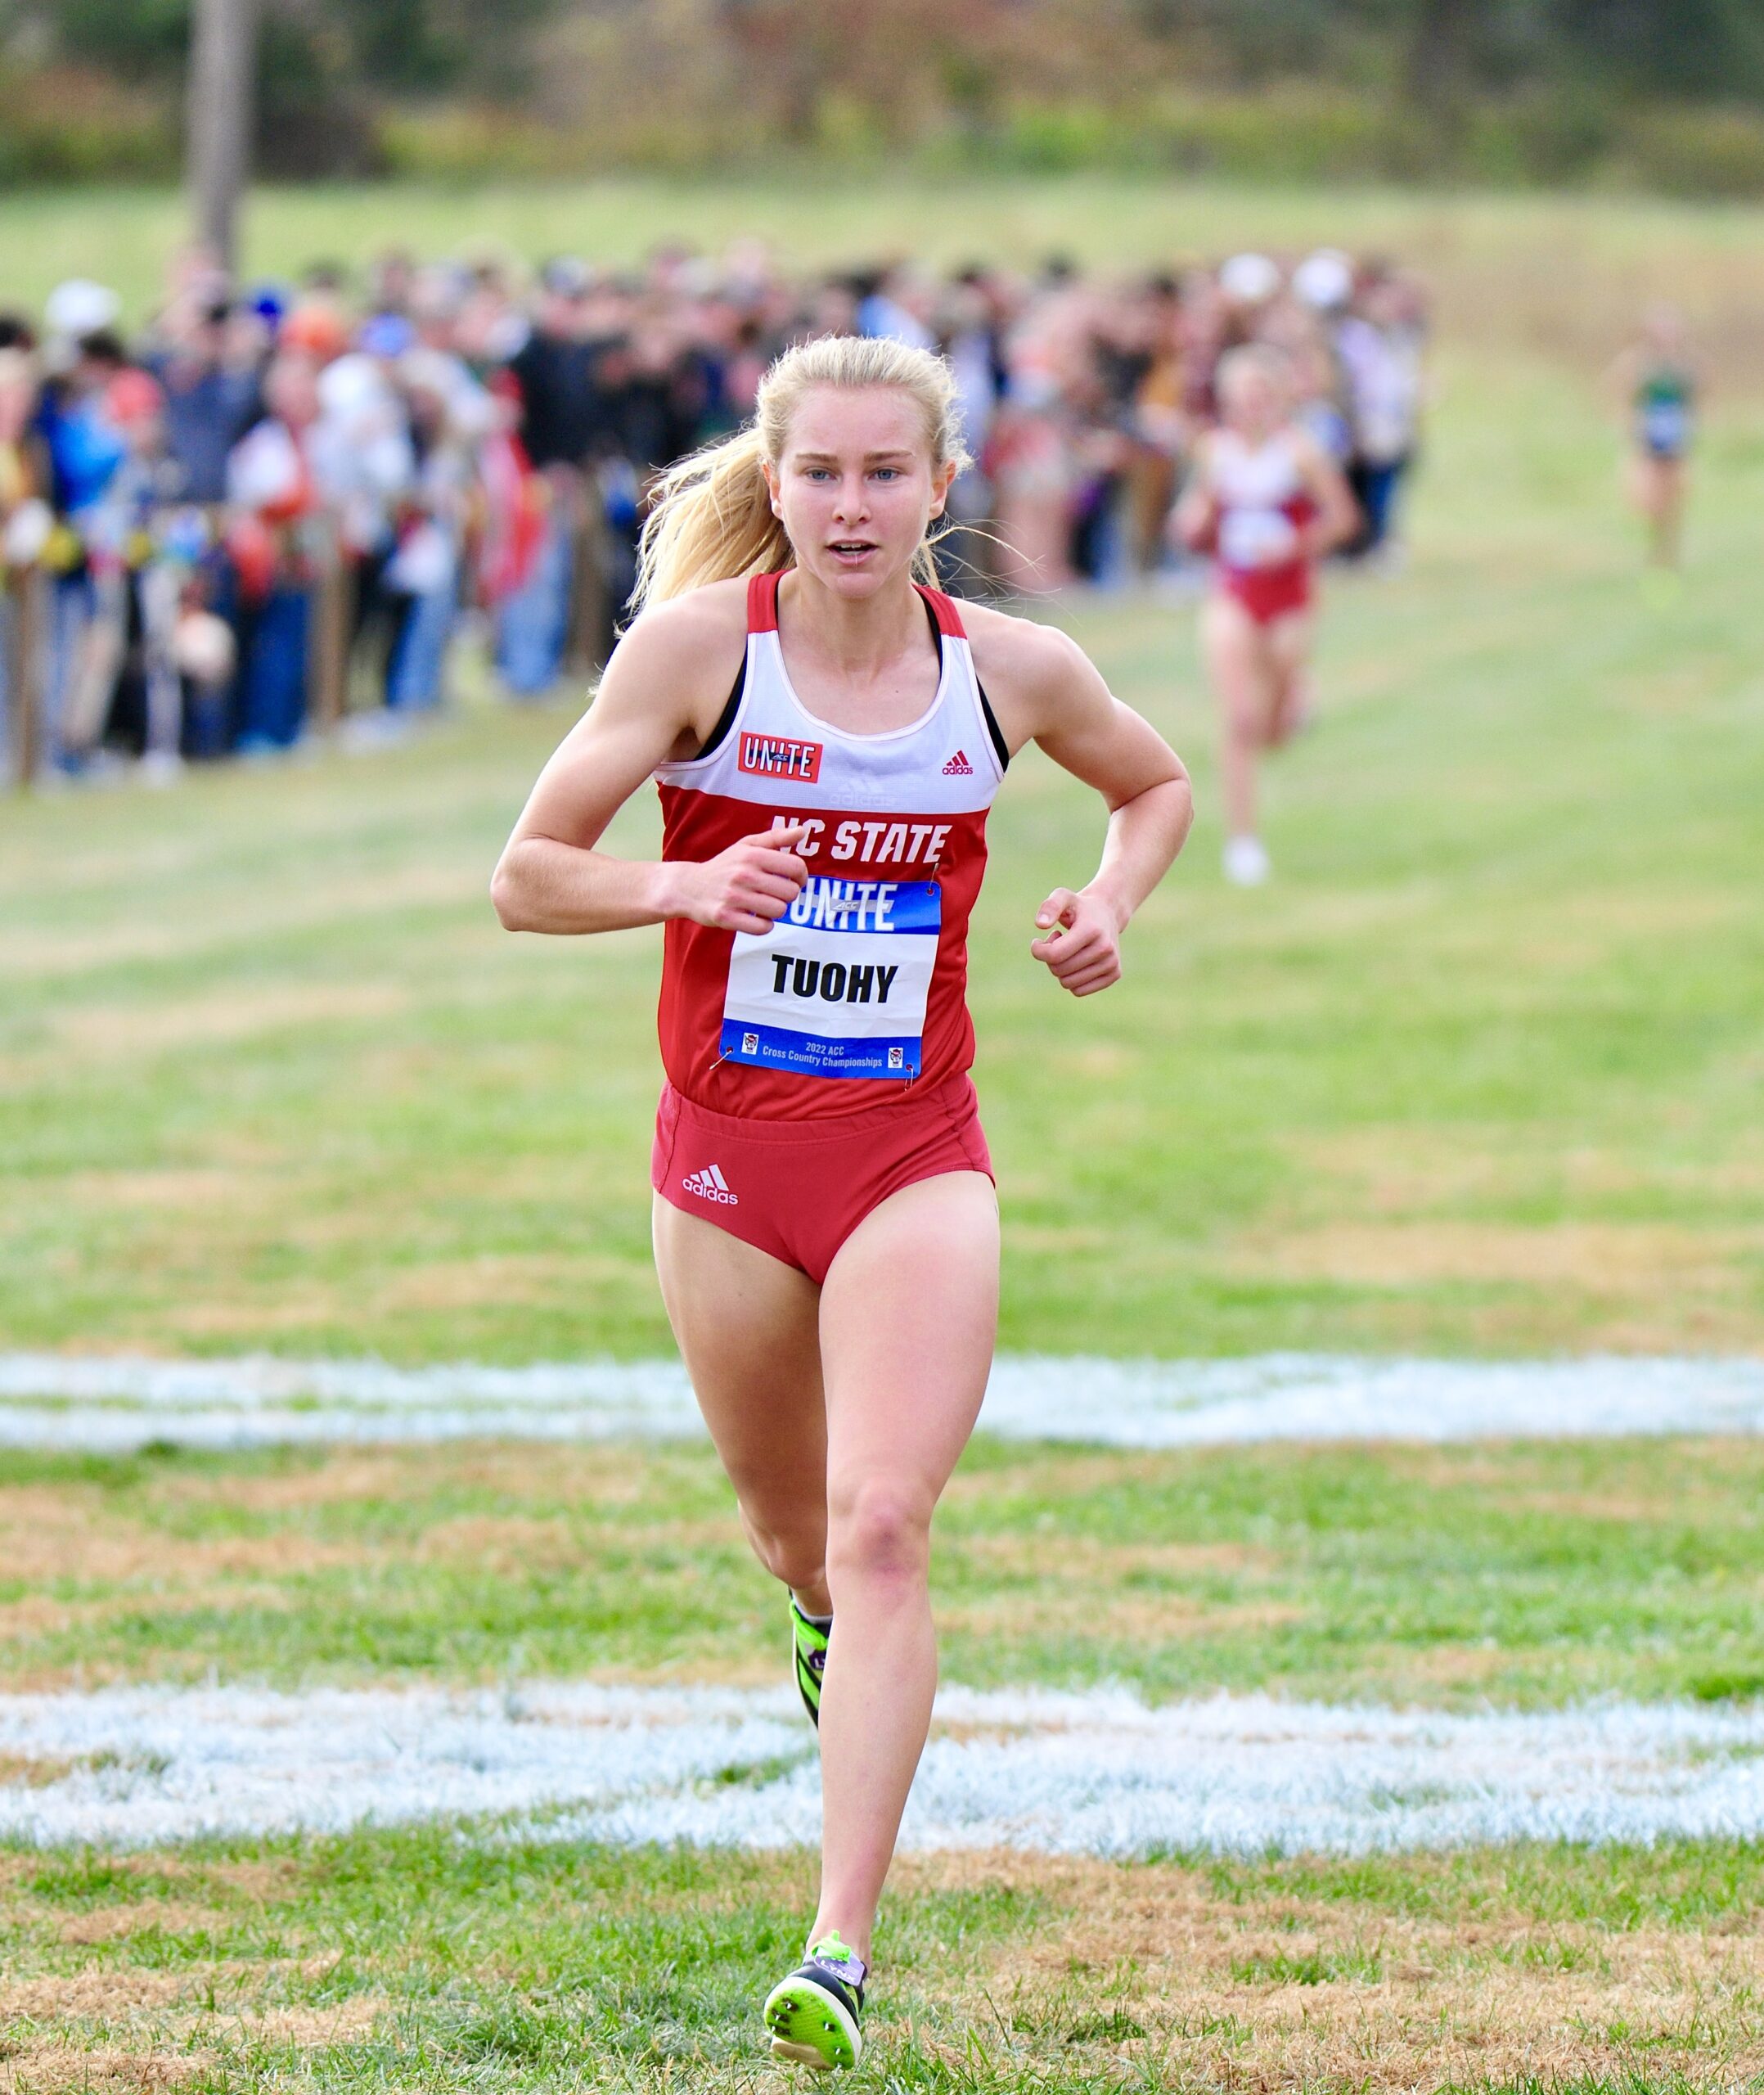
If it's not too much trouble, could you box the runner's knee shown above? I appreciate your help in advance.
[826,1478,932,1594]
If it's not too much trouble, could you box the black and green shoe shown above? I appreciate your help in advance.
[789,1596,831,1728]
[763,1931,866,2070]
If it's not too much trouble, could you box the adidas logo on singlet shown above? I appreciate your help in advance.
[682,1163,739,1206]
[942,749,974,776]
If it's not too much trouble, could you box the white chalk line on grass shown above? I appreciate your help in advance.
[2,1352,1762,1451]
[2,1683,1762,1857]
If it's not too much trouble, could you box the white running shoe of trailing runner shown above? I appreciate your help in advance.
[763,1931,866,2070]
[1223,834,1271,886]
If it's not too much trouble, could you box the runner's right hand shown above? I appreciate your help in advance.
[668,822,812,935]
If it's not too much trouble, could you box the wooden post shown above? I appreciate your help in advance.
[7,567,41,791]
[566,474,616,679]
[308,524,353,734]
[187,0,262,274]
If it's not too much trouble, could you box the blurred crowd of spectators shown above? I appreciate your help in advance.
[0,239,1425,784]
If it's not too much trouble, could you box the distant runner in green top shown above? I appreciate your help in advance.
[1610,305,1698,571]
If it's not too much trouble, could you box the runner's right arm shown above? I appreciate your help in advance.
[491,592,810,937]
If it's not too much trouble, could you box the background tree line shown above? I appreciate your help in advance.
[2,0,1761,191]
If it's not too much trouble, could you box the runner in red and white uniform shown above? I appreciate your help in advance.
[492,333,1191,2070]
[1177,344,1356,885]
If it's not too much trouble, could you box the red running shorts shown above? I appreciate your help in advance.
[651,1073,993,1285]
[1219,557,1312,627]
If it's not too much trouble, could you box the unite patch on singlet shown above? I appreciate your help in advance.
[720,876,940,1080]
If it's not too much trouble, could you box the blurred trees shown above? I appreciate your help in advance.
[1,0,1762,186]
[2,0,561,171]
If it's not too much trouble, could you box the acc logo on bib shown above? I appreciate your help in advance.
[720,876,938,1080]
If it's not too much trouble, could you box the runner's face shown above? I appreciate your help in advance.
[1222,367,1283,440]
[769,386,951,597]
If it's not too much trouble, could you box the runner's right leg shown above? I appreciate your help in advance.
[1204,593,1273,877]
[1263,610,1314,747]
[1650,457,1685,569]
[652,1196,831,1619]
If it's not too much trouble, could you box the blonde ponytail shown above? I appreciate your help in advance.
[633,426,793,608]
[633,334,972,610]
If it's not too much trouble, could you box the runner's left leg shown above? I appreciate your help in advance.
[808,1169,1001,1963]
[1264,610,1314,746]
[1204,593,1268,843]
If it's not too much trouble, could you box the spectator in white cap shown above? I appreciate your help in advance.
[1293,250,1353,314]
[1218,253,1281,308]
[44,279,122,350]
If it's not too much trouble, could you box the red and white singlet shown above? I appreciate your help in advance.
[1206,428,1316,626]
[654,570,1008,1123]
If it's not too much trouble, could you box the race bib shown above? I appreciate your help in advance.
[720,876,939,1081]
[1219,506,1299,570]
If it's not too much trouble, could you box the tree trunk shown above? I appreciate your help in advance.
[1406,0,1472,110]
[187,0,262,273]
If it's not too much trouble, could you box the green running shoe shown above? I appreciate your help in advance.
[789,1596,831,1728]
[763,1931,866,2070]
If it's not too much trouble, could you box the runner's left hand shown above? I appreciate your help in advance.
[1029,888,1123,997]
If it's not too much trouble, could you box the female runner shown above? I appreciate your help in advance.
[491,334,1191,2070]
[1610,304,1697,571]
[1175,343,1356,885]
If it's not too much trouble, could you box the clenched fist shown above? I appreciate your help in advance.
[1029,887,1123,997]
[667,822,812,937]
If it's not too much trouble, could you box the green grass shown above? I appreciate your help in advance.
[2,1827,1761,2092]
[6,180,1764,2092]
[4,356,1763,1360]
[2,175,1764,381]
[3,1435,1760,1707]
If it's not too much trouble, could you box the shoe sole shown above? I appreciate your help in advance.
[763,1976,861,2070]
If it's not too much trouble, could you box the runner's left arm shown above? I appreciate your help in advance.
[1017,627,1193,998]
[1294,432,1359,559]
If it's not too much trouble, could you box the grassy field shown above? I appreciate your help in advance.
[5,178,1764,2093]
[3,1435,1762,1710]
[4,176,1764,380]
[4,1829,1762,2093]
[4,360,1762,1363]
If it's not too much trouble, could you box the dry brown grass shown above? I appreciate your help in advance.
[0,863,476,985]
[0,1490,365,1588]
[2,1971,192,2021]
[58,1171,248,1212]
[0,1444,741,1682]
[200,1442,663,1515]
[949,1534,1271,1580]
[0,1756,77,1790]
[7,1847,1759,2089]
[56,1905,227,1949]
[0,1584,299,1650]
[52,984,410,1062]
[412,1511,733,1572]
[1235,1219,1764,1291]
[0,1987,384,2095]
[894,1851,1764,2088]
[939,1591,1305,1643]
[1375,1439,1762,1516]
[367,1250,651,1314]
[0,2046,213,2094]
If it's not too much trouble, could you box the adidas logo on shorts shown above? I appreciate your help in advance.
[682,1163,739,1205]
[941,749,974,776]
